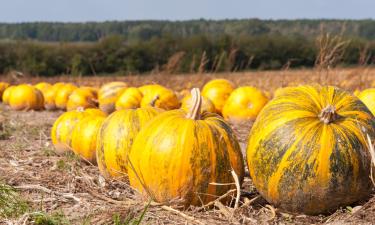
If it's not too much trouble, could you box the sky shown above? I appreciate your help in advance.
[0,0,374,23]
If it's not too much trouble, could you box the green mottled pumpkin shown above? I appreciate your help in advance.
[247,85,375,214]
[96,107,162,179]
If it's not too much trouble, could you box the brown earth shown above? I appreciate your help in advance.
[1,68,375,224]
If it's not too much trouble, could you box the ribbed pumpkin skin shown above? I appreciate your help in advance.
[8,84,44,110]
[51,109,100,154]
[71,116,105,164]
[181,94,215,114]
[44,82,65,110]
[55,83,77,110]
[358,88,375,115]
[0,82,10,101]
[98,82,127,114]
[115,87,143,110]
[202,79,235,114]
[128,110,245,206]
[2,86,14,104]
[222,86,269,121]
[96,107,161,178]
[67,88,97,111]
[140,87,180,110]
[247,85,375,214]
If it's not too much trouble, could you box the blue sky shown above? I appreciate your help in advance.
[1,0,374,22]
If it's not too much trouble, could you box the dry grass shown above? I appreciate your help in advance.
[1,68,375,224]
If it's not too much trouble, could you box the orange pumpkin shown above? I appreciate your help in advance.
[202,79,235,113]
[128,88,244,206]
[66,88,97,111]
[55,83,78,110]
[8,84,44,110]
[222,86,269,121]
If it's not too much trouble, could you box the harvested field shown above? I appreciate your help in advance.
[1,68,375,224]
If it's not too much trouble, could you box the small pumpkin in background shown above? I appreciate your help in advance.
[128,88,244,206]
[51,108,104,154]
[55,83,77,110]
[353,89,361,97]
[66,88,97,111]
[222,86,269,122]
[357,88,375,115]
[71,115,106,164]
[34,82,52,93]
[80,86,99,98]
[96,106,162,179]
[115,87,143,110]
[140,86,180,110]
[202,79,235,114]
[2,85,15,104]
[138,84,164,96]
[180,93,215,114]
[98,82,127,114]
[8,84,44,110]
[247,85,374,214]
[0,82,10,101]
[44,82,66,110]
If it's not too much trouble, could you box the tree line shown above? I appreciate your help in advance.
[0,33,374,76]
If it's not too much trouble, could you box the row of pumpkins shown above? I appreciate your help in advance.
[0,80,269,122]
[2,80,375,215]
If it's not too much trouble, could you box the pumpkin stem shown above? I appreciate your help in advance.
[319,105,337,124]
[187,88,202,120]
[149,95,159,107]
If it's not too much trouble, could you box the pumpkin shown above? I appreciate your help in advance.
[84,108,107,117]
[98,82,127,114]
[51,108,104,154]
[202,79,235,113]
[222,86,269,121]
[128,88,244,206]
[138,84,164,96]
[96,106,162,178]
[140,86,180,110]
[34,82,52,93]
[8,84,44,110]
[66,88,97,111]
[247,85,374,214]
[80,86,99,98]
[115,87,143,110]
[353,89,361,97]
[55,83,77,110]
[71,115,106,164]
[2,86,15,104]
[180,93,215,114]
[44,82,66,110]
[357,88,375,116]
[0,82,10,101]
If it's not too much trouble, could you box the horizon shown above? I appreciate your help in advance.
[1,0,375,23]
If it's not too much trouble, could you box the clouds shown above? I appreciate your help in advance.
[0,0,374,22]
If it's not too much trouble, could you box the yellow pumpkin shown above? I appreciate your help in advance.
[128,88,245,206]
[353,89,361,97]
[115,87,143,110]
[222,86,269,121]
[84,108,107,117]
[66,88,97,111]
[96,107,162,178]
[8,84,44,110]
[55,83,77,110]
[140,86,180,110]
[357,88,375,115]
[71,116,106,164]
[2,85,15,104]
[0,82,10,101]
[51,108,103,154]
[34,82,52,93]
[247,85,374,214]
[98,82,127,114]
[44,82,66,110]
[80,86,98,98]
[138,84,164,96]
[202,79,235,113]
[180,93,215,114]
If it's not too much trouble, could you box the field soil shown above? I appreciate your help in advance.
[1,68,375,224]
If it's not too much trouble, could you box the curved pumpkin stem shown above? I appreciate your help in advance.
[187,88,202,120]
[319,105,337,124]
[149,95,159,107]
